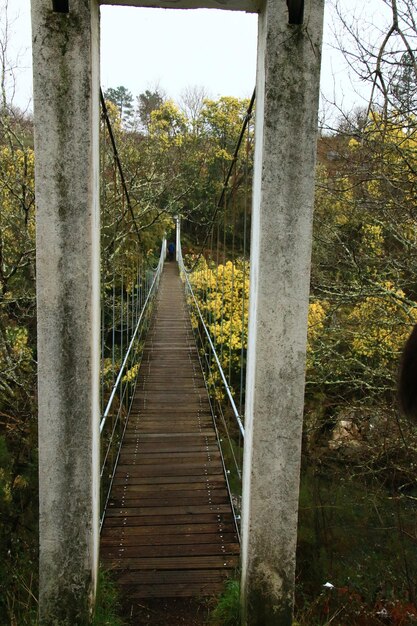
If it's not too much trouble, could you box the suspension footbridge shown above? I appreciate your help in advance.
[100,261,240,598]
[31,1,324,621]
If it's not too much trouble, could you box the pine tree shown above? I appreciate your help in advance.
[103,85,134,128]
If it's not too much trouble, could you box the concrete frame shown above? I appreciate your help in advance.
[31,1,100,624]
[31,0,323,623]
[100,0,260,9]
[241,2,324,624]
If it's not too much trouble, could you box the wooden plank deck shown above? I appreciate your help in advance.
[100,262,240,599]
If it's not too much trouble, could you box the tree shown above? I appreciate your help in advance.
[104,85,134,128]
[179,85,208,135]
[136,88,165,133]
[295,4,417,619]
[0,5,38,623]
[390,51,417,117]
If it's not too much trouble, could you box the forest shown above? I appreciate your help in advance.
[1,0,417,624]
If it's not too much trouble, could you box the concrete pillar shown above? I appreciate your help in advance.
[241,1,324,624]
[31,1,100,623]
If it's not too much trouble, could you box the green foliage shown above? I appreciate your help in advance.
[210,579,240,626]
[92,570,125,626]
[297,94,417,620]
[305,108,417,458]
[137,88,165,133]
[104,86,134,128]
[0,98,38,626]
[0,427,38,625]
[1,12,417,621]
[296,466,417,624]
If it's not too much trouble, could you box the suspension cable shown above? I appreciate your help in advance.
[100,88,142,243]
[184,88,256,272]
[100,242,166,434]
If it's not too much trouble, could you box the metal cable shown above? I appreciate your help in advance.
[179,246,244,438]
[100,88,142,243]
[184,88,255,272]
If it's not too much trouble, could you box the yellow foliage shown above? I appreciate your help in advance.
[123,363,140,384]
[349,282,417,364]
[190,257,249,381]
[314,167,352,227]
[0,470,12,504]
[0,144,35,299]
[13,475,28,489]
[361,224,384,257]
[191,258,329,384]
[10,327,30,357]
[308,301,327,347]
[1,327,32,374]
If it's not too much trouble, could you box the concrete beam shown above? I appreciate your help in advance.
[31,0,100,623]
[99,0,260,12]
[241,0,324,624]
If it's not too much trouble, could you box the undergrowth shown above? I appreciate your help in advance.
[210,579,240,626]
[92,569,125,626]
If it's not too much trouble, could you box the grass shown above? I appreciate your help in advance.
[92,569,125,626]
[210,579,240,626]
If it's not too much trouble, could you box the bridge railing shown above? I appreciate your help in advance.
[178,244,245,538]
[99,239,166,527]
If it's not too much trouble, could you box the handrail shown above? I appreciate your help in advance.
[178,246,245,439]
[100,239,166,434]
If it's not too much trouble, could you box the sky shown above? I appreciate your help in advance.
[5,0,392,116]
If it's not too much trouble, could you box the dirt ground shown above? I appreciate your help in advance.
[122,597,213,625]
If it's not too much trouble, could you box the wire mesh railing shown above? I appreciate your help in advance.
[98,86,169,526]
[99,240,166,527]
[178,243,246,537]
[176,94,254,534]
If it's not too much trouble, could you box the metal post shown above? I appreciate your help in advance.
[176,215,180,262]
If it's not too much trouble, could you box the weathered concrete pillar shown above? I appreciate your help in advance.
[241,1,324,624]
[31,1,100,623]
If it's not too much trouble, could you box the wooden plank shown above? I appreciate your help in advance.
[135,391,204,398]
[118,435,219,448]
[136,382,203,387]
[109,486,227,497]
[100,263,239,600]
[101,532,238,547]
[101,555,239,570]
[109,466,225,485]
[119,454,220,462]
[107,494,230,508]
[114,569,231,586]
[101,542,240,559]
[105,504,232,517]
[120,444,219,454]
[133,402,207,410]
[102,523,236,537]
[119,581,224,599]
[118,455,221,465]
[131,414,212,422]
[132,419,213,427]
[115,462,223,472]
[109,490,228,502]
[109,481,226,493]
[108,482,228,492]
[112,582,226,598]
[122,432,216,439]
[102,512,235,527]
